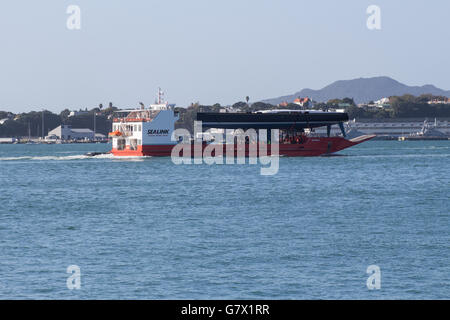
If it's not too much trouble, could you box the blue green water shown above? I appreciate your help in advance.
[0,141,449,299]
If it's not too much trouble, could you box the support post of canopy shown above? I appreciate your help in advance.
[327,125,331,137]
[339,122,346,138]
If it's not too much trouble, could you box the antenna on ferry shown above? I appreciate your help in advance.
[158,87,164,104]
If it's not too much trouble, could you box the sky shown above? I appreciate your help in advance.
[1,0,449,113]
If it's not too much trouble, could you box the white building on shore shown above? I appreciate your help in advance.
[46,125,106,141]
[0,137,17,144]
[68,111,90,117]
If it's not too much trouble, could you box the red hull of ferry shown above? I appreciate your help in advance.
[111,135,375,157]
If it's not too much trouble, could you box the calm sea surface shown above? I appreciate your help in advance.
[0,141,449,299]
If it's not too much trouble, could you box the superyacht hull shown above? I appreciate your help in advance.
[111,135,376,157]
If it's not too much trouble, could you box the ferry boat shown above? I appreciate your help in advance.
[109,93,375,157]
[109,91,179,156]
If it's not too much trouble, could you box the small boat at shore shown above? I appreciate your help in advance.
[398,119,449,141]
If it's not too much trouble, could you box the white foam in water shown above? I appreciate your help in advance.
[0,156,33,161]
[0,153,155,161]
[0,153,116,161]
[111,155,153,161]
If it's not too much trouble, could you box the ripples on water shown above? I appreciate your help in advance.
[0,141,449,299]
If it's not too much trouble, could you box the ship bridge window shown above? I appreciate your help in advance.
[130,139,138,150]
[117,139,125,150]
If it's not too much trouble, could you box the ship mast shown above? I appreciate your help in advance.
[158,87,164,104]
[42,110,45,139]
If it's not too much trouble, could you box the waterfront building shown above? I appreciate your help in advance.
[293,97,310,107]
[68,111,90,117]
[0,137,17,144]
[47,125,97,141]
[428,98,450,105]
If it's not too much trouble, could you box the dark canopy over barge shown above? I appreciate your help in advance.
[197,110,349,136]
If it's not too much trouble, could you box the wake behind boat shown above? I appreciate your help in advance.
[85,151,110,157]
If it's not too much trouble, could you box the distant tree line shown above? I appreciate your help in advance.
[342,94,450,119]
[2,94,449,137]
[388,94,450,118]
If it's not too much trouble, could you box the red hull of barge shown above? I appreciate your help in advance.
[111,135,376,157]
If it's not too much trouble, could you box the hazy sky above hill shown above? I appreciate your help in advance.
[1,0,449,112]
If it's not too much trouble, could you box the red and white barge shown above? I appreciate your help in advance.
[109,99,375,157]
